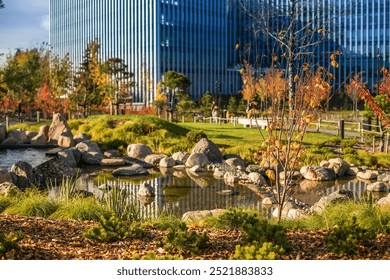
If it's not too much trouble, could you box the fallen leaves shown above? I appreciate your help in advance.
[1,214,389,260]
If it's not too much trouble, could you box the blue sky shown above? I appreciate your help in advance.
[0,0,49,65]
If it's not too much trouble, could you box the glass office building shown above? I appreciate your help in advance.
[50,0,390,104]
[50,0,243,105]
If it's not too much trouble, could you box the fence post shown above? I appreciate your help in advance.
[37,111,41,123]
[372,136,376,153]
[339,119,345,139]
[5,116,9,129]
[387,133,390,153]
[316,119,321,132]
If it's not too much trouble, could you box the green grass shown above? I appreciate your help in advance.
[0,196,16,213]
[50,197,111,221]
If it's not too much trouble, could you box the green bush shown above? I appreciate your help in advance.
[232,241,285,260]
[186,130,207,143]
[163,222,209,255]
[342,147,357,156]
[83,215,132,243]
[325,216,376,256]
[215,209,289,248]
[340,138,358,148]
[0,231,24,259]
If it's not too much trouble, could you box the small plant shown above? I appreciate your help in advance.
[0,196,15,213]
[83,215,133,243]
[163,222,209,255]
[325,216,376,256]
[0,231,24,259]
[186,130,207,143]
[340,138,358,148]
[232,241,285,260]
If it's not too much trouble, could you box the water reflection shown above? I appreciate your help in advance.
[77,167,387,220]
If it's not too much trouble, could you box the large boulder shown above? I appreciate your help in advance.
[10,161,35,189]
[7,129,28,144]
[300,166,336,181]
[357,170,378,180]
[247,172,267,186]
[48,113,74,147]
[192,138,223,163]
[76,140,102,154]
[182,209,225,222]
[127,144,152,159]
[377,194,390,207]
[272,202,306,220]
[31,133,48,145]
[38,125,50,139]
[159,157,176,168]
[321,158,350,177]
[58,149,78,168]
[172,152,190,165]
[144,154,167,166]
[1,137,17,145]
[0,169,12,184]
[26,131,38,143]
[185,153,210,168]
[224,155,246,170]
[73,133,89,144]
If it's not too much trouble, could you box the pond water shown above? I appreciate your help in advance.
[0,148,51,170]
[76,167,381,220]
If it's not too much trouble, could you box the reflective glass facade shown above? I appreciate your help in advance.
[50,0,390,103]
[50,0,242,104]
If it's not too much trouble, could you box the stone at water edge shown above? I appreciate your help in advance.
[357,170,378,180]
[159,157,176,168]
[300,166,336,181]
[58,149,78,168]
[185,153,210,168]
[112,165,149,176]
[10,161,35,190]
[48,113,74,147]
[191,138,223,163]
[171,151,190,165]
[100,158,128,166]
[30,134,47,145]
[127,144,153,160]
[366,182,388,192]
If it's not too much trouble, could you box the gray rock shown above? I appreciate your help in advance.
[327,158,351,177]
[171,152,190,165]
[377,194,390,206]
[80,152,103,165]
[76,140,102,154]
[30,133,47,145]
[58,149,78,167]
[378,173,390,183]
[112,165,149,176]
[7,129,28,144]
[138,182,155,197]
[300,166,336,181]
[0,169,12,184]
[272,202,306,220]
[1,137,17,145]
[104,150,121,158]
[127,143,152,159]
[347,166,360,177]
[213,168,225,179]
[144,154,167,165]
[357,170,378,180]
[159,157,176,168]
[26,131,38,142]
[261,197,274,206]
[69,147,82,165]
[100,158,127,166]
[279,170,301,181]
[366,182,388,192]
[48,113,74,147]
[185,153,210,168]
[188,165,206,173]
[182,209,226,222]
[310,190,353,213]
[73,133,89,144]
[38,125,50,139]
[225,157,246,170]
[10,161,35,189]
[248,172,267,186]
[192,138,223,163]
[223,171,240,186]
[246,164,265,174]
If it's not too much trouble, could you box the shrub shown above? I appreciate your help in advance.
[163,222,209,255]
[83,215,133,243]
[340,138,358,148]
[325,216,376,256]
[232,242,285,260]
[0,231,24,259]
[0,196,15,213]
[342,147,357,156]
[186,130,207,143]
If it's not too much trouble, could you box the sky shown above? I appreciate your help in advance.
[0,0,49,65]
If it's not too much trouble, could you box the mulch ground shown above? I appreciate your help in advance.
[1,214,389,260]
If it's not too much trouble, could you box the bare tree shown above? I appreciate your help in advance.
[0,0,4,9]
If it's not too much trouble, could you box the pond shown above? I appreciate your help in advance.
[76,167,379,220]
[0,148,51,170]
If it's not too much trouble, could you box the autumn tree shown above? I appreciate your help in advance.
[102,57,134,115]
[345,73,364,120]
[160,71,191,122]
[70,40,107,117]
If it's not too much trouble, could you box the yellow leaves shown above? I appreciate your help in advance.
[265,169,276,181]
[303,63,310,72]
[267,122,276,131]
[235,43,240,51]
[330,60,339,69]
[273,56,278,62]
[317,28,328,34]
[294,75,300,83]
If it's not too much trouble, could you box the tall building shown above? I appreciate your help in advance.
[50,0,242,106]
[50,0,390,106]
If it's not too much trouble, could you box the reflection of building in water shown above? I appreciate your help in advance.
[92,173,269,220]
[325,180,368,201]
